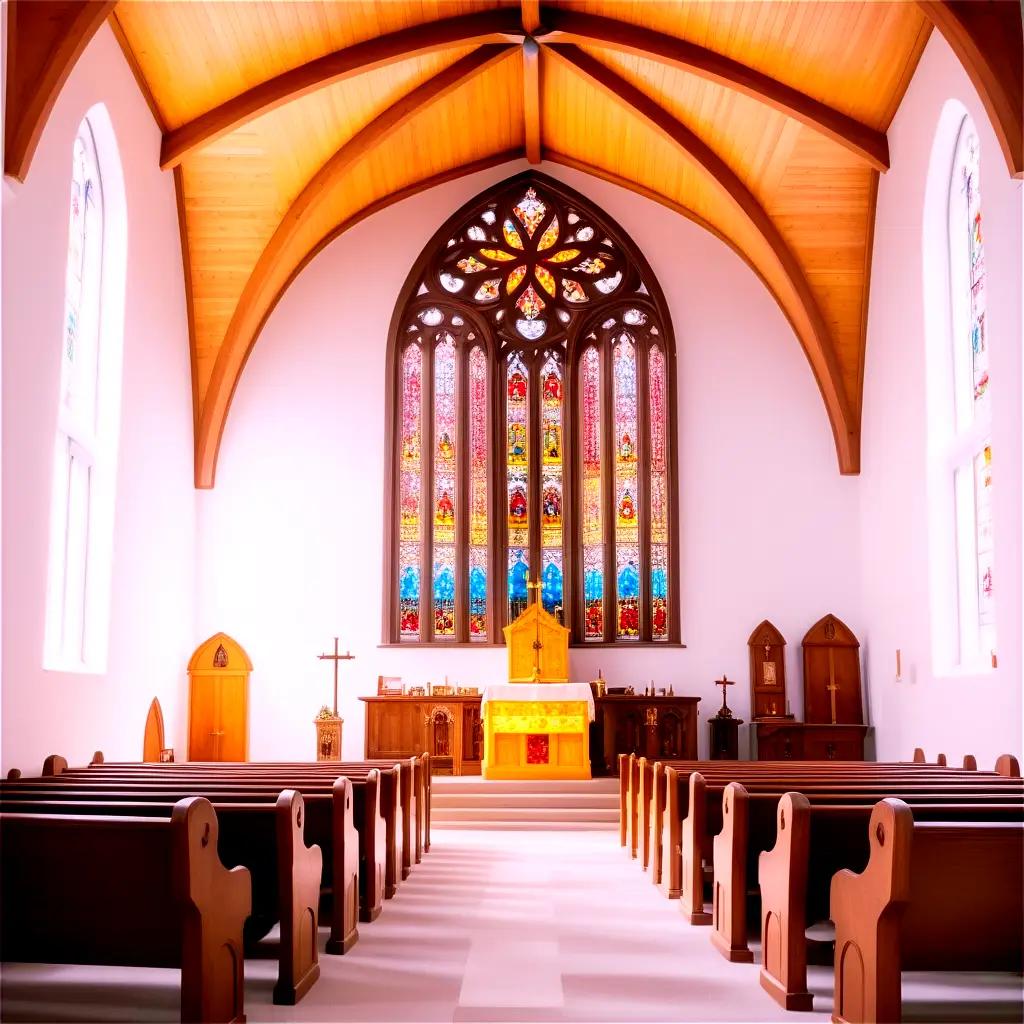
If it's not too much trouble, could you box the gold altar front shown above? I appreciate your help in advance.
[482,699,591,780]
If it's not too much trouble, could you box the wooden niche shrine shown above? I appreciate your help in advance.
[748,620,792,721]
[802,614,863,725]
[502,600,570,683]
[188,633,251,761]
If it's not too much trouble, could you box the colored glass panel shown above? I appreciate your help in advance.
[513,188,546,237]
[538,217,559,251]
[962,131,989,409]
[975,443,994,627]
[540,354,564,622]
[469,347,489,641]
[399,344,423,639]
[507,353,530,622]
[649,346,669,639]
[433,337,457,637]
[581,347,603,639]
[614,337,640,639]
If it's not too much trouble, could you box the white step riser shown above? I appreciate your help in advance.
[433,808,618,822]
[431,780,619,794]
[433,795,617,809]
[432,820,617,831]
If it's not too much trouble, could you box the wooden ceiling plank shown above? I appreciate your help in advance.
[917,0,1023,178]
[539,8,890,172]
[523,38,542,163]
[546,42,858,474]
[193,44,518,487]
[159,8,525,170]
[522,0,542,35]
[4,0,116,181]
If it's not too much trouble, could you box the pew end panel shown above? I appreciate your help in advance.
[326,776,361,955]
[618,753,629,848]
[710,782,754,963]
[660,765,682,899]
[272,790,322,1005]
[758,792,813,1009]
[996,754,1021,778]
[358,769,386,922]
[681,771,712,925]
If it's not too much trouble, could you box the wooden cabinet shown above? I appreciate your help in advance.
[709,716,743,760]
[754,722,869,761]
[362,696,483,775]
[593,696,700,775]
[187,633,250,761]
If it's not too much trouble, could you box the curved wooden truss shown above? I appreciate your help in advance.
[6,1,1021,487]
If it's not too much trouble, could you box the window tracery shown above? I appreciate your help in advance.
[388,175,678,645]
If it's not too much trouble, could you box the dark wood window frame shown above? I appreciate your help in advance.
[382,172,681,647]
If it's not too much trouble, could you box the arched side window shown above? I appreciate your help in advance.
[386,174,679,646]
[44,109,126,672]
[944,115,996,668]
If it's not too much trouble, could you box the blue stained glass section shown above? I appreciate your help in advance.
[508,551,529,602]
[542,562,563,613]
[584,569,603,602]
[400,566,420,602]
[469,567,488,610]
[651,568,668,600]
[433,566,455,602]
[617,563,639,599]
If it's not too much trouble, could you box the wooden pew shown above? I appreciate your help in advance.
[831,798,1023,1024]
[0,797,251,1023]
[4,770,374,944]
[698,773,1023,941]
[0,787,324,1004]
[757,790,1024,1010]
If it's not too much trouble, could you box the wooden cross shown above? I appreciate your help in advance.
[317,637,354,716]
[715,674,735,719]
[527,576,542,606]
[826,679,840,725]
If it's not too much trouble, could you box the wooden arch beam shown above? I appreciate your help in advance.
[538,9,890,172]
[546,44,859,474]
[193,44,518,488]
[917,0,1023,178]
[160,9,524,170]
[4,0,116,181]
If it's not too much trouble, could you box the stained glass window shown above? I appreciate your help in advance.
[649,346,670,639]
[389,175,677,645]
[581,346,604,640]
[540,353,564,622]
[507,352,530,621]
[613,336,640,639]
[399,343,423,640]
[468,346,489,640]
[944,116,996,668]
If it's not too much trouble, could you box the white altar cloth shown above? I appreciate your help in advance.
[481,683,596,722]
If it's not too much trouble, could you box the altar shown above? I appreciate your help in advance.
[481,596,592,780]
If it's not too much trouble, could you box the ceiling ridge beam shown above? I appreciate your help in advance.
[4,0,116,181]
[193,44,518,487]
[538,8,890,172]
[917,0,1023,178]
[523,39,542,164]
[545,43,858,474]
[160,9,525,170]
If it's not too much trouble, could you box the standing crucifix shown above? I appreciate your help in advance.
[317,637,355,716]
[527,577,543,681]
[714,674,735,719]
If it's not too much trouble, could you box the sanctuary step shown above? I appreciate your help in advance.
[430,777,619,831]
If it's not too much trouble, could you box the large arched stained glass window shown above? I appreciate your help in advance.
[386,174,678,645]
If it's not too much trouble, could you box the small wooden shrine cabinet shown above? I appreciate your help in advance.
[803,613,864,724]
[187,633,250,761]
[748,619,793,721]
[362,695,483,775]
[593,695,700,774]
[754,721,870,761]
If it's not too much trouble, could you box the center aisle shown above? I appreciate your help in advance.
[250,830,832,1023]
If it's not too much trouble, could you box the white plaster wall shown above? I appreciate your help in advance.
[197,160,864,761]
[859,34,1023,767]
[1,24,196,774]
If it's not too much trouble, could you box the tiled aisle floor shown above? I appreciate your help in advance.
[3,830,1021,1022]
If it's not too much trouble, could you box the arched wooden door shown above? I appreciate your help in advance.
[188,633,251,761]
[143,698,165,761]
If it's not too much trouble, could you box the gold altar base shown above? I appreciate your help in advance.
[481,700,591,781]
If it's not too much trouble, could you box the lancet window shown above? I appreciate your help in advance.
[387,175,679,645]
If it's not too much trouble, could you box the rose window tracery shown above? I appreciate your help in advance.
[436,186,625,342]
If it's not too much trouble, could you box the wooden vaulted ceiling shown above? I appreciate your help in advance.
[5,2,1023,488]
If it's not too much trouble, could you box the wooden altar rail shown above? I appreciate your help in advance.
[0,796,251,1024]
[831,799,1023,1024]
